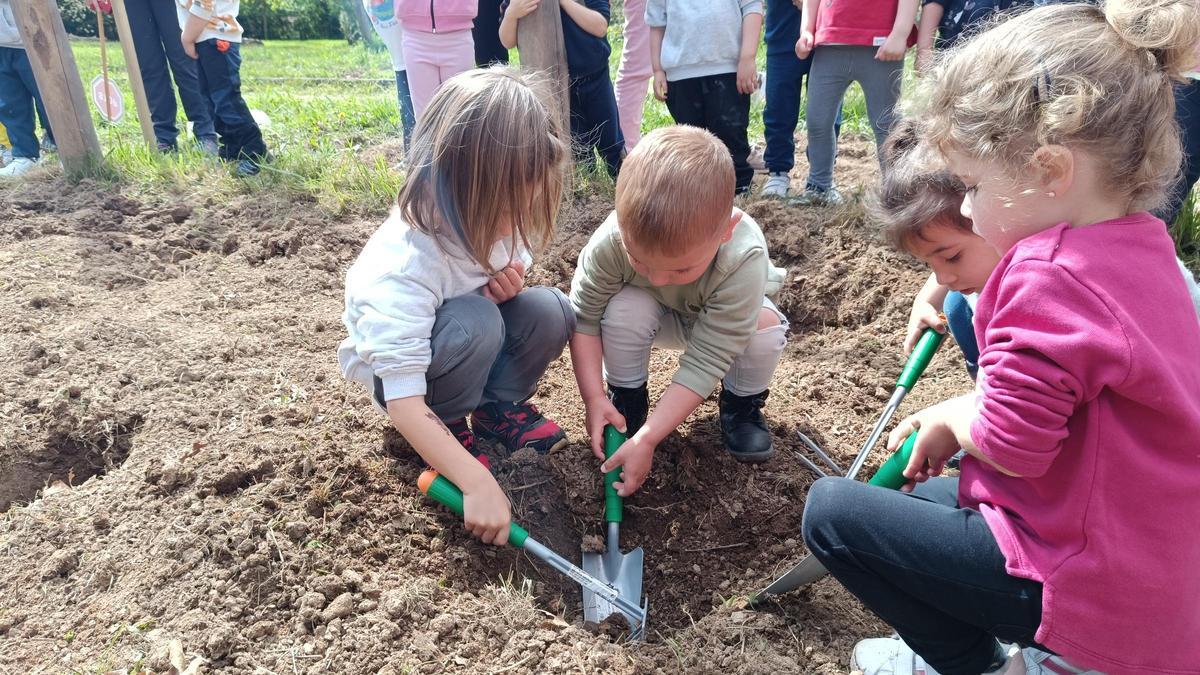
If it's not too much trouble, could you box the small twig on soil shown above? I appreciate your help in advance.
[113,268,155,284]
[507,479,550,492]
[626,501,680,514]
[488,655,533,674]
[684,541,747,553]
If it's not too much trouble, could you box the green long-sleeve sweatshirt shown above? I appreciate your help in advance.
[569,210,787,397]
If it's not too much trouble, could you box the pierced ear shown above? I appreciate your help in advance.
[1031,145,1073,195]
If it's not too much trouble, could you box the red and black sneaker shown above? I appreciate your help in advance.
[445,417,490,471]
[471,401,568,455]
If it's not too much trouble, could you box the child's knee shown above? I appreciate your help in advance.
[437,295,505,364]
[507,286,576,344]
[757,306,782,330]
[801,477,856,554]
[600,285,662,339]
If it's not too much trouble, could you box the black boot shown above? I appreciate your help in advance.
[719,388,774,463]
[608,383,649,437]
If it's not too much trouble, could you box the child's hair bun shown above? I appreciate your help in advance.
[1103,0,1200,78]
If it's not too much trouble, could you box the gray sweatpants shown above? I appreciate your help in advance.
[600,285,789,397]
[804,45,903,191]
[373,287,576,421]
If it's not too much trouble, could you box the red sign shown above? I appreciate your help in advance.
[90,75,124,123]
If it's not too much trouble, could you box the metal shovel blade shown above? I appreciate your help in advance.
[582,526,646,633]
[749,555,828,605]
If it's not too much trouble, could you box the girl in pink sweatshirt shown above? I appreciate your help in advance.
[802,1,1200,673]
[398,0,478,119]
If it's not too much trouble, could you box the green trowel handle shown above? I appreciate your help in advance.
[896,328,947,391]
[603,425,626,523]
[868,432,919,489]
[418,471,530,548]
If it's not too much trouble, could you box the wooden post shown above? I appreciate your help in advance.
[516,1,568,132]
[10,0,103,175]
[110,0,157,147]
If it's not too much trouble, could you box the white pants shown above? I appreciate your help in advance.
[600,285,789,396]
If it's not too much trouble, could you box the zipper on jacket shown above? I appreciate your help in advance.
[429,0,436,32]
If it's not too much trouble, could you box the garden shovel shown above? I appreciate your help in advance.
[418,470,647,639]
[581,426,647,635]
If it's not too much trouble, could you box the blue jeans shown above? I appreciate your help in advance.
[395,70,415,150]
[570,69,625,177]
[763,0,841,174]
[1159,80,1200,225]
[0,47,51,159]
[803,477,1047,675]
[125,0,216,147]
[944,291,979,379]
[194,40,266,161]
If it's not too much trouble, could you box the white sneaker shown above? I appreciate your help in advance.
[0,157,37,178]
[761,173,791,198]
[0,147,12,167]
[1022,647,1102,674]
[850,636,1026,675]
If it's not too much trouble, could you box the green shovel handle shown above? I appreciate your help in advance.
[418,471,529,548]
[896,328,947,391]
[603,425,625,523]
[867,432,919,489]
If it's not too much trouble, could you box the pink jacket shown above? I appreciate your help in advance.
[962,214,1200,673]
[397,0,476,33]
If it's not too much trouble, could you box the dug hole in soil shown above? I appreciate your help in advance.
[0,137,973,673]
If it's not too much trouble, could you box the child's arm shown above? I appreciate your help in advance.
[915,1,943,74]
[736,2,764,95]
[886,394,1018,488]
[601,383,704,496]
[180,12,208,59]
[559,0,608,38]
[876,0,919,61]
[905,271,949,355]
[795,0,819,59]
[387,397,513,545]
[500,0,541,50]
[570,332,629,456]
[649,26,667,101]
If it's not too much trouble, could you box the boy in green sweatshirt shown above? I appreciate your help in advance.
[569,125,788,497]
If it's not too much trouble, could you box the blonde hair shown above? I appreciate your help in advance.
[872,117,973,252]
[924,0,1200,212]
[615,125,735,253]
[398,67,569,272]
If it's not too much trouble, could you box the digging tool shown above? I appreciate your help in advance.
[581,426,647,632]
[749,432,922,603]
[418,470,648,639]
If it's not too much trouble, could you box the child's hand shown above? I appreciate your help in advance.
[904,300,946,356]
[886,396,974,491]
[736,56,758,95]
[461,475,513,545]
[653,70,668,102]
[795,30,815,59]
[484,260,526,304]
[600,434,655,497]
[584,395,628,460]
[875,33,908,61]
[510,0,541,19]
[182,37,198,59]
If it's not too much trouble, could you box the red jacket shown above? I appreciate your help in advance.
[397,0,476,33]
[815,0,915,47]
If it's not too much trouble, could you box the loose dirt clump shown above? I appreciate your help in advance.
[0,137,974,673]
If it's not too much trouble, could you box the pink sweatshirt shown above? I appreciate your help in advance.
[814,0,916,47]
[397,0,476,33]
[961,214,1200,673]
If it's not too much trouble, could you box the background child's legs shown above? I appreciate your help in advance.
[803,46,855,191]
[599,285,681,388]
[395,70,415,150]
[373,294,503,420]
[803,477,1046,675]
[0,47,40,160]
[569,71,626,177]
[473,0,510,66]
[435,31,476,92]
[943,291,980,379]
[763,48,807,176]
[614,0,651,150]
[194,40,267,161]
[849,47,903,168]
[402,29,474,120]
[146,0,217,144]
[723,301,788,396]
[1159,79,1200,225]
[701,74,753,193]
[480,287,575,406]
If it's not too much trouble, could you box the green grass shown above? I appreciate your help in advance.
[1173,191,1200,269]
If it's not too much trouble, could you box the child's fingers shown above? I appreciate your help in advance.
[605,409,627,434]
[887,416,917,452]
[511,260,526,278]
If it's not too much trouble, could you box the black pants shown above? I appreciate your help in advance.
[665,72,752,192]
[802,477,1048,675]
[1158,80,1200,225]
[194,39,267,161]
[570,69,625,178]
[473,0,509,66]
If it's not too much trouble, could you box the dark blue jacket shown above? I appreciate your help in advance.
[500,0,612,78]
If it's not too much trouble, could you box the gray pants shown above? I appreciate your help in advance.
[804,45,903,191]
[600,286,789,397]
[373,287,575,420]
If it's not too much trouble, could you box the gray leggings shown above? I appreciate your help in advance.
[373,287,575,420]
[804,45,903,191]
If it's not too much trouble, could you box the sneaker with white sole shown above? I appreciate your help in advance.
[791,185,844,206]
[850,636,1023,675]
[0,147,12,166]
[0,157,37,178]
[1022,647,1103,674]
[761,173,791,198]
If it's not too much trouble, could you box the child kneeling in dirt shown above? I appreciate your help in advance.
[339,68,573,546]
[569,125,788,497]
